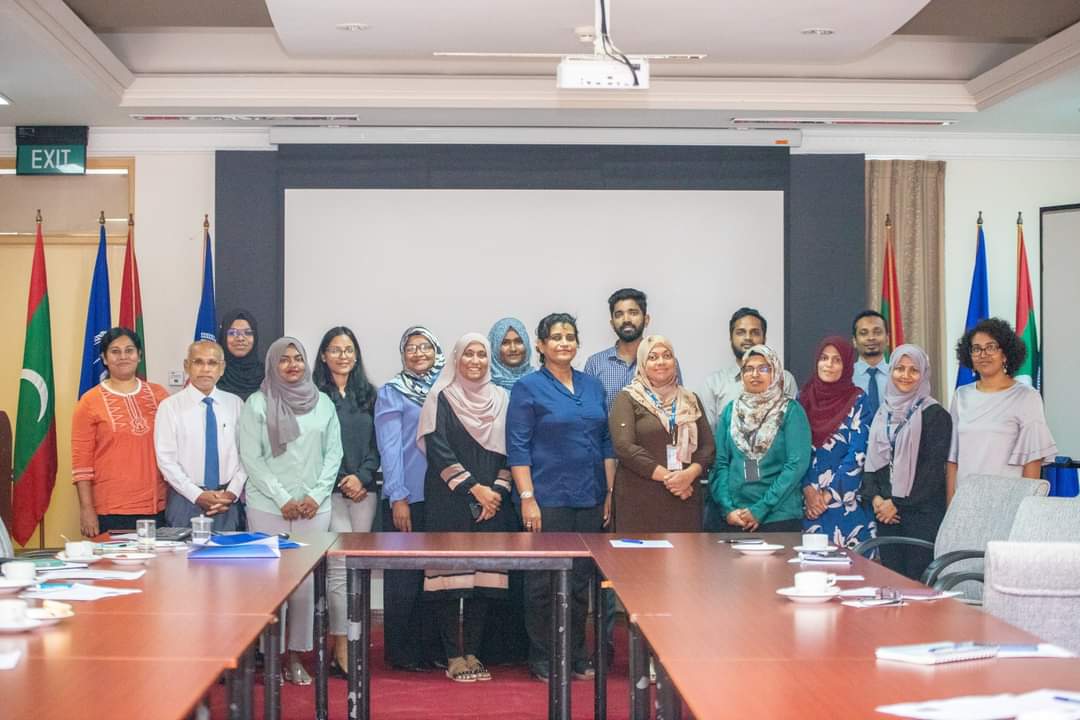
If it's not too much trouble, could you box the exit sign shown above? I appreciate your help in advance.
[15,126,88,175]
[17,144,86,175]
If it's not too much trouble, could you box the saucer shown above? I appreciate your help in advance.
[734,543,784,555]
[0,617,47,633]
[27,601,74,626]
[56,552,102,564]
[101,552,155,565]
[776,586,841,604]
[793,544,838,553]
[0,579,35,595]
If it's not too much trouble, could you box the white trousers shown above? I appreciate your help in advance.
[328,493,378,635]
[246,506,332,652]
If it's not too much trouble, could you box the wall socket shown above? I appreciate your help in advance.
[168,370,185,387]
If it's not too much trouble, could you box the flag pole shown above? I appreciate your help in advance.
[36,209,46,551]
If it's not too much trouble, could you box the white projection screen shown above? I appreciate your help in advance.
[1041,205,1080,457]
[284,188,784,395]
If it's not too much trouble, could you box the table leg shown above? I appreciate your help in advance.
[264,606,283,720]
[550,568,571,720]
[347,565,371,720]
[654,659,682,720]
[314,556,329,720]
[226,669,240,720]
[241,643,255,720]
[593,566,607,720]
[627,621,649,720]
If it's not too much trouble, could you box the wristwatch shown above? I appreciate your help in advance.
[519,490,534,500]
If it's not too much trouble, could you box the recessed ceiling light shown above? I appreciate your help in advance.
[336,22,370,32]
[801,27,835,36]
[0,92,12,106]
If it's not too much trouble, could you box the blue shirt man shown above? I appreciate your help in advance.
[852,310,891,418]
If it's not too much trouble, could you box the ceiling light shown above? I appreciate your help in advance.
[336,22,369,32]
[0,93,12,106]
[800,27,835,36]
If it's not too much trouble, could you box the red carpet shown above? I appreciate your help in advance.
[210,623,641,719]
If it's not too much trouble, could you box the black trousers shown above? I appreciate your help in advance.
[97,512,166,534]
[877,500,944,581]
[712,517,803,533]
[381,500,441,668]
[436,596,490,660]
[523,504,604,667]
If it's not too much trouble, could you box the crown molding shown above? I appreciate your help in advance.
[0,127,273,154]
[967,20,1080,110]
[11,0,133,100]
[122,75,977,114]
[798,128,1080,159]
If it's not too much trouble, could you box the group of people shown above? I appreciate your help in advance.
[68,288,1058,685]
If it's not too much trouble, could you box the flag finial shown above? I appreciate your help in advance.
[1017,211,1023,225]
[203,213,209,231]
[129,213,134,227]
[977,211,983,225]
[36,209,42,223]
[98,210,105,225]
[885,213,892,227]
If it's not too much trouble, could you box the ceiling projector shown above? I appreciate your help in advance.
[556,55,650,89]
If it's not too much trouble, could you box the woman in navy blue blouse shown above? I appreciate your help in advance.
[506,312,615,682]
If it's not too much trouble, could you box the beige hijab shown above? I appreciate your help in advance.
[624,335,702,464]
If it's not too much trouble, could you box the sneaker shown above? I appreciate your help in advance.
[529,663,550,683]
[572,659,596,680]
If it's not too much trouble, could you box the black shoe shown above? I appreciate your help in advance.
[329,661,348,679]
[572,659,596,680]
[529,663,550,683]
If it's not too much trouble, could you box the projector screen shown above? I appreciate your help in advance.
[1040,205,1080,457]
[284,188,784,395]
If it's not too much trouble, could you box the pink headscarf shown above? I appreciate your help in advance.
[416,333,508,455]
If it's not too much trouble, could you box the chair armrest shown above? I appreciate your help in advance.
[934,572,985,592]
[921,550,986,586]
[852,536,935,557]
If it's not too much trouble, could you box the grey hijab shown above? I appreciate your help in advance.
[261,337,320,457]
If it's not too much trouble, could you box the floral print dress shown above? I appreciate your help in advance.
[801,396,876,548]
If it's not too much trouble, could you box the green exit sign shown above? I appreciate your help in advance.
[16,144,86,175]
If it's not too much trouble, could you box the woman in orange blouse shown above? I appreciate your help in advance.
[73,327,170,537]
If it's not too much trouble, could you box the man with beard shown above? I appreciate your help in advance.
[700,307,798,532]
[851,309,890,418]
[584,288,658,412]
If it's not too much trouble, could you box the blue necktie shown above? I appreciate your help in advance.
[865,367,881,418]
[203,397,220,491]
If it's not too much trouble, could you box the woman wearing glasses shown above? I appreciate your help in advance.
[216,309,264,400]
[375,326,446,671]
[710,345,811,533]
[313,326,380,676]
[946,318,1056,503]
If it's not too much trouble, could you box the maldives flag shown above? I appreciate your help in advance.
[118,215,147,379]
[880,217,905,359]
[12,216,58,545]
[1014,214,1039,386]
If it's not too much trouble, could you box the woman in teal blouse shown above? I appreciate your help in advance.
[710,345,811,532]
[239,336,343,685]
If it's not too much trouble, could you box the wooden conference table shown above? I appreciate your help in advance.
[0,533,337,720]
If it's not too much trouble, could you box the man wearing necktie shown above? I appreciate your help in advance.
[851,310,890,418]
[155,341,247,530]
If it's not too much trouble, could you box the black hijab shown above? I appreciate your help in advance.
[217,308,265,400]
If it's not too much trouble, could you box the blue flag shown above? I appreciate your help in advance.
[956,220,990,388]
[193,228,216,342]
[78,224,112,398]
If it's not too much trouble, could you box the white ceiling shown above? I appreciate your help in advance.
[1,0,1079,134]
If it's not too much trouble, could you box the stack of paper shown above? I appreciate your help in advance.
[37,569,146,581]
[20,583,142,601]
[0,648,21,670]
[878,689,1080,719]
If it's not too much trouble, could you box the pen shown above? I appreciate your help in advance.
[1053,696,1080,705]
[928,642,983,653]
[37,582,73,589]
[618,539,644,544]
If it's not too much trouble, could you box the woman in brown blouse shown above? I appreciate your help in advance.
[609,335,715,532]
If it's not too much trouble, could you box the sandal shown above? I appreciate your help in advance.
[285,657,312,686]
[446,656,477,683]
[464,655,491,681]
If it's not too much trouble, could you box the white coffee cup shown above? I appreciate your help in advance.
[1,561,36,583]
[0,599,28,626]
[793,570,837,594]
[801,533,829,550]
[65,541,95,559]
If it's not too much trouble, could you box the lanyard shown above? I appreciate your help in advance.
[644,387,678,442]
[885,398,926,454]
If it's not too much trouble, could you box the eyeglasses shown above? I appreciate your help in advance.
[326,347,356,358]
[226,329,255,338]
[969,342,1001,357]
[404,343,434,355]
[106,346,139,357]
[741,365,773,377]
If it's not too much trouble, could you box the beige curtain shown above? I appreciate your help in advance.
[865,160,946,400]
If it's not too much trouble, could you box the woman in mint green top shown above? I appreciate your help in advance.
[710,345,811,532]
[239,336,343,685]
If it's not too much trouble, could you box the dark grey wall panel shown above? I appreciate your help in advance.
[786,154,866,385]
[215,151,282,341]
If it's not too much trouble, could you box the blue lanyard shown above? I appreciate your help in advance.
[644,387,678,439]
[885,398,926,454]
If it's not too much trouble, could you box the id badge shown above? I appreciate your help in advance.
[665,444,681,471]
[744,459,761,482]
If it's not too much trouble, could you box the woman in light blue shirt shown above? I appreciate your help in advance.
[239,336,342,685]
[375,325,445,670]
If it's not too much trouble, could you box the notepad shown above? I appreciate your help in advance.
[609,539,673,549]
[875,642,999,665]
